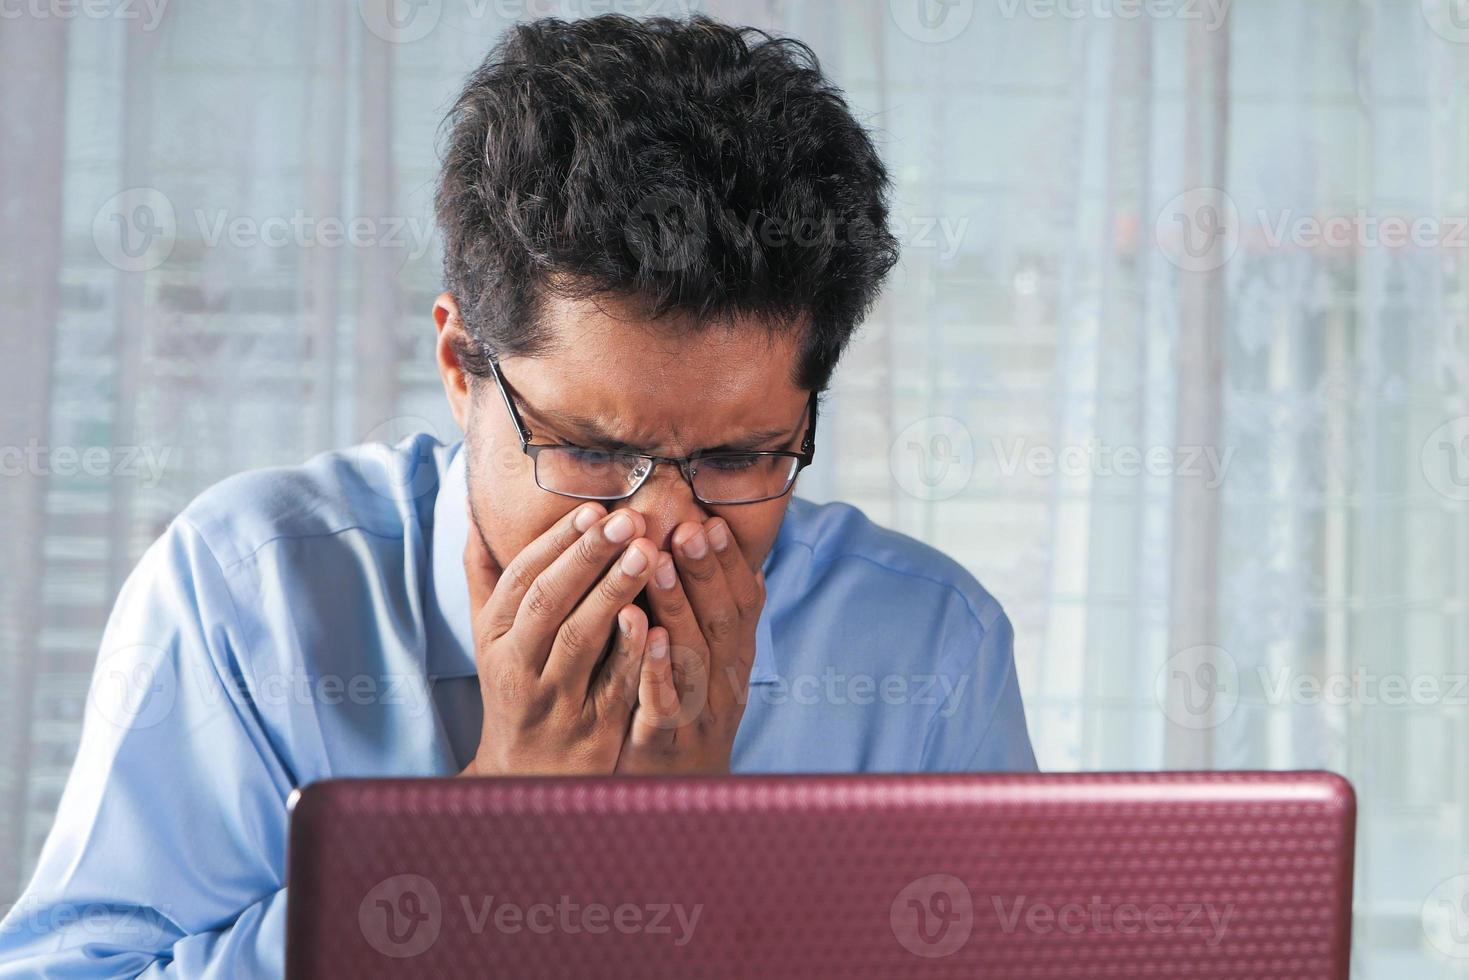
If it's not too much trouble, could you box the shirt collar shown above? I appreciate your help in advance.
[426,441,784,683]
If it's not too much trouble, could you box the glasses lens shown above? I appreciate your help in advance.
[535,448,646,499]
[692,454,800,504]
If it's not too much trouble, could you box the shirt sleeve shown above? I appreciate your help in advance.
[919,594,1039,773]
[0,518,296,978]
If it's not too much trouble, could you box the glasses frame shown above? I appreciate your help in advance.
[483,349,818,506]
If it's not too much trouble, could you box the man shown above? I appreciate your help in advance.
[0,14,1034,976]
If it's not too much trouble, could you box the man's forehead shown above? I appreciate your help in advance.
[506,294,810,454]
[537,291,799,370]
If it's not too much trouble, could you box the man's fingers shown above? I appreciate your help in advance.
[481,501,606,639]
[512,510,649,671]
[671,521,742,653]
[543,537,658,690]
[704,517,764,619]
[643,551,709,677]
[594,603,647,722]
[630,628,681,744]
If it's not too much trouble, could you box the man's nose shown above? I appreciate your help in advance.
[611,462,707,553]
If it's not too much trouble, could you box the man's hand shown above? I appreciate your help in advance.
[460,501,658,776]
[616,517,766,774]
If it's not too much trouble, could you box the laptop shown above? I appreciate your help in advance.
[284,771,1355,978]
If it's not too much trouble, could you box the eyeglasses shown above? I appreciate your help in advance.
[483,349,817,505]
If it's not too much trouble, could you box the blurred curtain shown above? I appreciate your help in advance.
[0,1,1465,974]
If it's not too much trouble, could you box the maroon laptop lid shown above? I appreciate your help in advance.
[285,771,1355,979]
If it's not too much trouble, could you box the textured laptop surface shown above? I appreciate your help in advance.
[285,771,1355,979]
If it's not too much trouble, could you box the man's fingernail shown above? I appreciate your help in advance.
[574,505,600,532]
[707,521,730,552]
[620,545,649,576]
[650,632,668,660]
[682,528,708,560]
[605,512,636,543]
[654,553,677,590]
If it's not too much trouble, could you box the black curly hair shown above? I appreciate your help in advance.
[434,14,899,395]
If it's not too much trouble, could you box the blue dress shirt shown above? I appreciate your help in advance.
[0,433,1035,977]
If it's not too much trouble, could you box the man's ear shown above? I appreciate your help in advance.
[434,292,473,433]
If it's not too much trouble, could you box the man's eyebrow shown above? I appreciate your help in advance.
[523,404,797,454]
